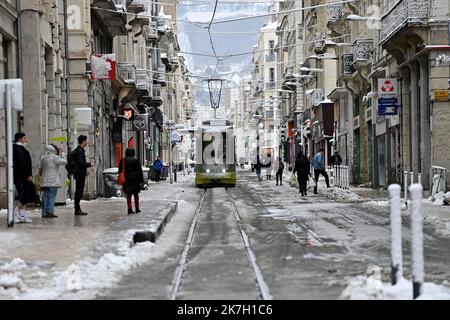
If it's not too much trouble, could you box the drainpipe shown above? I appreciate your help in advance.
[16,0,21,78]
[63,0,72,197]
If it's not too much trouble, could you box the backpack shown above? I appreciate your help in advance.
[65,150,78,175]
[279,161,285,171]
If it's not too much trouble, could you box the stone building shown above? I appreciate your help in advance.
[0,0,191,207]
[0,0,20,206]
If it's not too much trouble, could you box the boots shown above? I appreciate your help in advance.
[74,209,88,216]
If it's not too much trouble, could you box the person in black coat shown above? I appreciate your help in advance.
[72,135,91,216]
[12,132,33,223]
[118,148,144,214]
[293,151,311,196]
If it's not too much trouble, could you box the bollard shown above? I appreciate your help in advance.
[404,171,408,206]
[409,183,424,299]
[345,166,349,189]
[418,173,422,186]
[388,184,403,285]
[410,172,414,186]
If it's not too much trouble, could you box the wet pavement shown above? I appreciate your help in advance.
[97,171,450,300]
[1,171,449,299]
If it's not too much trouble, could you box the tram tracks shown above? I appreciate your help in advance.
[169,188,272,300]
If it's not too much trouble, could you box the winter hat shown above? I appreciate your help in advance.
[46,144,59,155]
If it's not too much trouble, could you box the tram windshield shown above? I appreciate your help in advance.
[202,131,228,164]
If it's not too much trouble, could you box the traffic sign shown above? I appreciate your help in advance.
[378,78,398,98]
[378,97,398,115]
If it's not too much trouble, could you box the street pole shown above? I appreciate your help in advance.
[409,183,424,299]
[6,84,14,227]
[388,184,403,285]
[169,128,173,184]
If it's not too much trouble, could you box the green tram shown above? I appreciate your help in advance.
[195,119,236,187]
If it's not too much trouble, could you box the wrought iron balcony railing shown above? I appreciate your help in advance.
[135,68,149,91]
[380,0,429,44]
[265,82,276,90]
[341,53,354,76]
[327,1,344,24]
[117,63,136,85]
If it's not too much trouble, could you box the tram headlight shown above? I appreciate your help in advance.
[206,169,210,173]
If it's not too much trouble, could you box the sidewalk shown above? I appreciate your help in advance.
[0,175,196,299]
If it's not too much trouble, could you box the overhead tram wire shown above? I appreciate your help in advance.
[138,33,350,60]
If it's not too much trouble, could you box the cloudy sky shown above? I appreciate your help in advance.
[176,0,274,105]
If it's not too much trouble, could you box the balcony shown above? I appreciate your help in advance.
[282,66,294,80]
[130,10,150,27]
[380,0,429,44]
[135,69,149,92]
[153,65,166,86]
[253,80,264,96]
[143,23,158,42]
[265,82,276,90]
[352,39,374,69]
[312,89,324,107]
[141,84,162,108]
[265,52,276,62]
[92,0,127,36]
[327,1,344,25]
[128,0,146,13]
[117,63,136,86]
[157,16,172,34]
[341,53,354,76]
[314,32,326,54]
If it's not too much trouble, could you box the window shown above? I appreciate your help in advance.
[1,40,9,79]
[353,96,360,117]
[269,68,275,83]
[269,40,275,52]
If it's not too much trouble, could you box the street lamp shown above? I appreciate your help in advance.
[300,66,324,73]
[346,14,381,21]
[293,73,315,79]
[277,89,295,93]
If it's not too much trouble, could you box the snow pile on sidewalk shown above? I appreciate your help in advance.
[318,186,363,203]
[363,200,390,208]
[0,239,156,300]
[340,276,450,300]
[424,191,450,206]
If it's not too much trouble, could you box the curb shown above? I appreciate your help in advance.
[133,202,178,244]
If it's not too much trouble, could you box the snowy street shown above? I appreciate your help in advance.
[98,171,450,300]
[1,170,450,299]
[6,169,450,300]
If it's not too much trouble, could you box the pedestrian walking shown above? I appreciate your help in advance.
[39,144,67,218]
[118,148,144,214]
[331,150,343,166]
[152,156,163,182]
[266,155,272,180]
[67,135,91,216]
[294,152,311,196]
[255,156,262,182]
[274,157,285,186]
[312,148,330,194]
[13,132,34,223]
